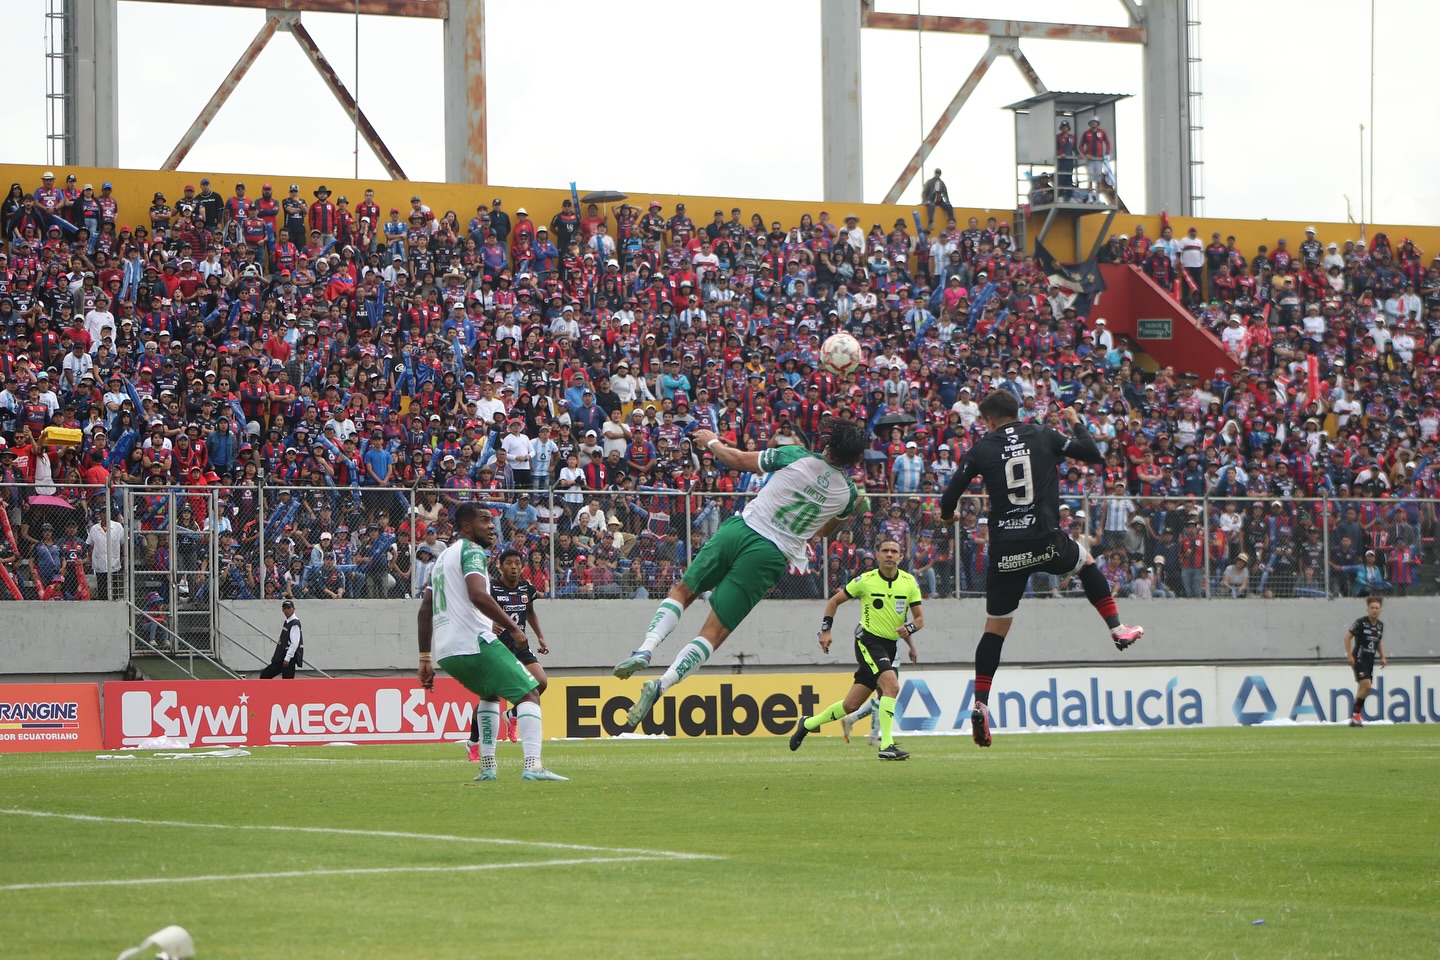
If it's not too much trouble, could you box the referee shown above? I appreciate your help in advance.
[260,600,303,679]
[790,538,922,760]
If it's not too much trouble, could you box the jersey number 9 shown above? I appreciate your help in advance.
[1005,455,1034,507]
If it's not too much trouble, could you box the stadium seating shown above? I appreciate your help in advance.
[1,167,1437,606]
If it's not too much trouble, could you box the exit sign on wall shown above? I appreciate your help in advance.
[1137,318,1172,340]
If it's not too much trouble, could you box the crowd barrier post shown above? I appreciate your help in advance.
[1322,492,1332,599]
[257,483,268,594]
[685,492,693,566]
[1202,495,1212,598]
[546,484,558,599]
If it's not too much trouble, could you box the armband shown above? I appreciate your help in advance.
[418,653,432,661]
[902,622,920,636]
[707,439,721,451]
[820,616,834,632]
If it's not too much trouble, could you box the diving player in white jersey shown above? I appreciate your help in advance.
[614,420,869,728]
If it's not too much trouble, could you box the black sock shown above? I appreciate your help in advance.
[469,705,480,743]
[1354,694,1366,715]
[1079,565,1123,629]
[975,632,1006,705]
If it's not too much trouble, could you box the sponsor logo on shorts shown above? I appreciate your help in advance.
[996,544,1058,572]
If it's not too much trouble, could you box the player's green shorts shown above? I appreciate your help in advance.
[439,642,539,703]
[682,516,790,631]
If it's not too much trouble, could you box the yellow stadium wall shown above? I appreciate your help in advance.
[5,162,1437,269]
[0,162,964,251]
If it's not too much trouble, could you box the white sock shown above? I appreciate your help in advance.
[845,699,876,722]
[658,637,713,694]
[477,700,500,762]
[517,701,542,770]
[640,598,684,655]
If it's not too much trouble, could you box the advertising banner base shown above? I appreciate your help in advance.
[0,683,104,753]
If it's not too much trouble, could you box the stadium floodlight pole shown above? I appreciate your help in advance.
[1369,0,1376,224]
[354,0,361,180]
[1358,124,1365,229]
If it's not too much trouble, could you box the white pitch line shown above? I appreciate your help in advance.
[0,856,669,893]
[0,809,722,861]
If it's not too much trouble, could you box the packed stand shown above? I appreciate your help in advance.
[1,169,1438,604]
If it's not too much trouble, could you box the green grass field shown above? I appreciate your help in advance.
[2,727,1436,959]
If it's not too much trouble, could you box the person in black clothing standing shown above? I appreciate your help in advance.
[1343,596,1387,727]
[260,599,303,679]
[922,169,953,231]
[939,391,1144,748]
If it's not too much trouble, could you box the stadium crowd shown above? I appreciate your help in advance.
[0,169,1438,608]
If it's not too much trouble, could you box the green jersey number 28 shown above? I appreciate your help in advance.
[431,569,447,614]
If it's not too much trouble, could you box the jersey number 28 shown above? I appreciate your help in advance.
[1005,455,1034,507]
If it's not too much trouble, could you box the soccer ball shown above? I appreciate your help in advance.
[819,332,863,376]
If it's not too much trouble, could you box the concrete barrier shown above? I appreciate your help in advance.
[7,598,1438,678]
[2,602,130,677]
[214,597,1440,673]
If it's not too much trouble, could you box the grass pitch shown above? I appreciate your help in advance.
[2,727,1436,959]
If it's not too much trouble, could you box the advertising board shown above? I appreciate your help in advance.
[0,683,104,752]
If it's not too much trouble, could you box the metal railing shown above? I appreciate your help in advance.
[2,485,1436,612]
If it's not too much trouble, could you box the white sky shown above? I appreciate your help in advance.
[0,0,1433,225]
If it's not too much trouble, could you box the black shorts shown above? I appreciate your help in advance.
[853,629,899,690]
[986,534,1086,618]
[499,631,539,666]
[1352,658,1375,682]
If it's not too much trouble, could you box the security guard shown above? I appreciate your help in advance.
[261,599,303,679]
[791,538,923,760]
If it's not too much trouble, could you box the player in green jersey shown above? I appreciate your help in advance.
[615,421,869,728]
[417,503,567,781]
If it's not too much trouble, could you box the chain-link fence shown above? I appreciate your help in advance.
[2,483,1437,605]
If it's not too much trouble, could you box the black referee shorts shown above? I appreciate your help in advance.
[986,533,1087,619]
[853,629,899,690]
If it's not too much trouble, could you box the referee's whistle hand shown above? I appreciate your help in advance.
[817,631,832,653]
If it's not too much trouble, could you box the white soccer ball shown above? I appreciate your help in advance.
[819,332,863,376]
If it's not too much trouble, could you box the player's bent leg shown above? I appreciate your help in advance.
[527,663,548,697]
[1076,555,1144,650]
[629,609,735,727]
[793,683,871,751]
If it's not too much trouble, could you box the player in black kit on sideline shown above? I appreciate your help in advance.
[1343,596,1387,727]
[940,390,1145,747]
[466,549,549,768]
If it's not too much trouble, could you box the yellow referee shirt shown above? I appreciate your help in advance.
[844,569,923,640]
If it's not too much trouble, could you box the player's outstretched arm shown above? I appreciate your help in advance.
[693,429,762,472]
[1058,406,1106,465]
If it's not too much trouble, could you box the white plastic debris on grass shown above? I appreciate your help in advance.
[135,737,191,750]
[116,924,194,960]
[324,741,359,747]
[153,749,251,759]
[95,754,138,761]
[610,732,672,740]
